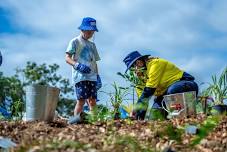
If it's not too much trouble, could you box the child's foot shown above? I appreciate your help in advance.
[68,115,81,124]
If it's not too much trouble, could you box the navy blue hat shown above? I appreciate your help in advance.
[123,51,149,73]
[78,17,98,32]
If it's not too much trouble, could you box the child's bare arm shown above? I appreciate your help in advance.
[65,53,76,66]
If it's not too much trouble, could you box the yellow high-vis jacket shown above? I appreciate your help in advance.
[136,58,184,97]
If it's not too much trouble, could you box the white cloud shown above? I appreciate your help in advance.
[0,0,227,93]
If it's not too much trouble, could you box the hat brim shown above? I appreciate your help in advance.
[78,26,98,32]
[125,55,149,73]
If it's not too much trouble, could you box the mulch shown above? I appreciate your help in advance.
[0,114,226,152]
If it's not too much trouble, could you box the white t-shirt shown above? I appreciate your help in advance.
[66,34,100,84]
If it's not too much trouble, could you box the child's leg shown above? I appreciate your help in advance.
[87,98,96,111]
[68,99,85,124]
[85,81,97,111]
[74,99,85,116]
[74,81,88,115]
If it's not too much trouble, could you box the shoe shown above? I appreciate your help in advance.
[68,115,81,124]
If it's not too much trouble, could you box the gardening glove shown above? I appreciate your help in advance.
[133,102,148,120]
[73,63,91,74]
[133,87,155,120]
[96,74,102,90]
[137,87,155,103]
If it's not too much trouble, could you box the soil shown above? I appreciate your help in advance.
[0,114,226,152]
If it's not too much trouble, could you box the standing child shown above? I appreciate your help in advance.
[65,17,102,124]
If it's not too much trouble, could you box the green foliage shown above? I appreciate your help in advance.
[102,82,129,118]
[0,61,74,119]
[148,109,165,121]
[134,100,148,110]
[0,72,24,119]
[85,104,111,124]
[16,62,74,96]
[117,70,147,116]
[166,125,183,142]
[17,62,61,86]
[157,124,183,143]
[117,71,144,90]
[190,115,221,146]
[16,61,74,116]
[11,99,24,120]
[104,134,154,152]
[205,66,227,105]
[0,113,4,120]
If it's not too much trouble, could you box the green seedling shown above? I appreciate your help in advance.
[101,82,130,119]
[190,115,221,146]
[205,66,227,105]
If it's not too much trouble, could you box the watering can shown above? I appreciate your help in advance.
[161,91,197,118]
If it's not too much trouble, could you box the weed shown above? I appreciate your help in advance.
[104,134,154,152]
[157,124,183,143]
[84,104,111,124]
[190,115,221,146]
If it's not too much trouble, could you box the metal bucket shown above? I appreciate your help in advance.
[25,85,47,121]
[25,84,59,122]
[43,86,60,122]
[162,91,196,118]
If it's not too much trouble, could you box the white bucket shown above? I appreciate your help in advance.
[162,91,196,118]
[25,84,60,122]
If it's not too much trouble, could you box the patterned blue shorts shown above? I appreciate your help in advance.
[75,81,97,100]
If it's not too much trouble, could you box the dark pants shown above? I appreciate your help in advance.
[154,77,198,108]
[152,79,198,118]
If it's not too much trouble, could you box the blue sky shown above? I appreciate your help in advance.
[0,0,227,103]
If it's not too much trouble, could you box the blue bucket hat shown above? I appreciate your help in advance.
[123,51,149,73]
[78,17,98,32]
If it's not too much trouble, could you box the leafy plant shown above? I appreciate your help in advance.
[156,123,183,143]
[205,66,227,105]
[117,70,145,90]
[11,99,24,120]
[149,109,166,121]
[117,69,148,111]
[0,72,24,119]
[101,82,130,119]
[16,62,61,86]
[84,104,111,124]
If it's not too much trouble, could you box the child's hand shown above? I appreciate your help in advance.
[96,75,102,90]
[74,63,91,74]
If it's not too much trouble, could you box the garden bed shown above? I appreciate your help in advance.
[0,114,226,152]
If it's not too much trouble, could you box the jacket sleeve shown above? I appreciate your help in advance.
[135,85,144,98]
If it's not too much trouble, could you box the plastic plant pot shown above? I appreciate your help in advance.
[211,105,227,115]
